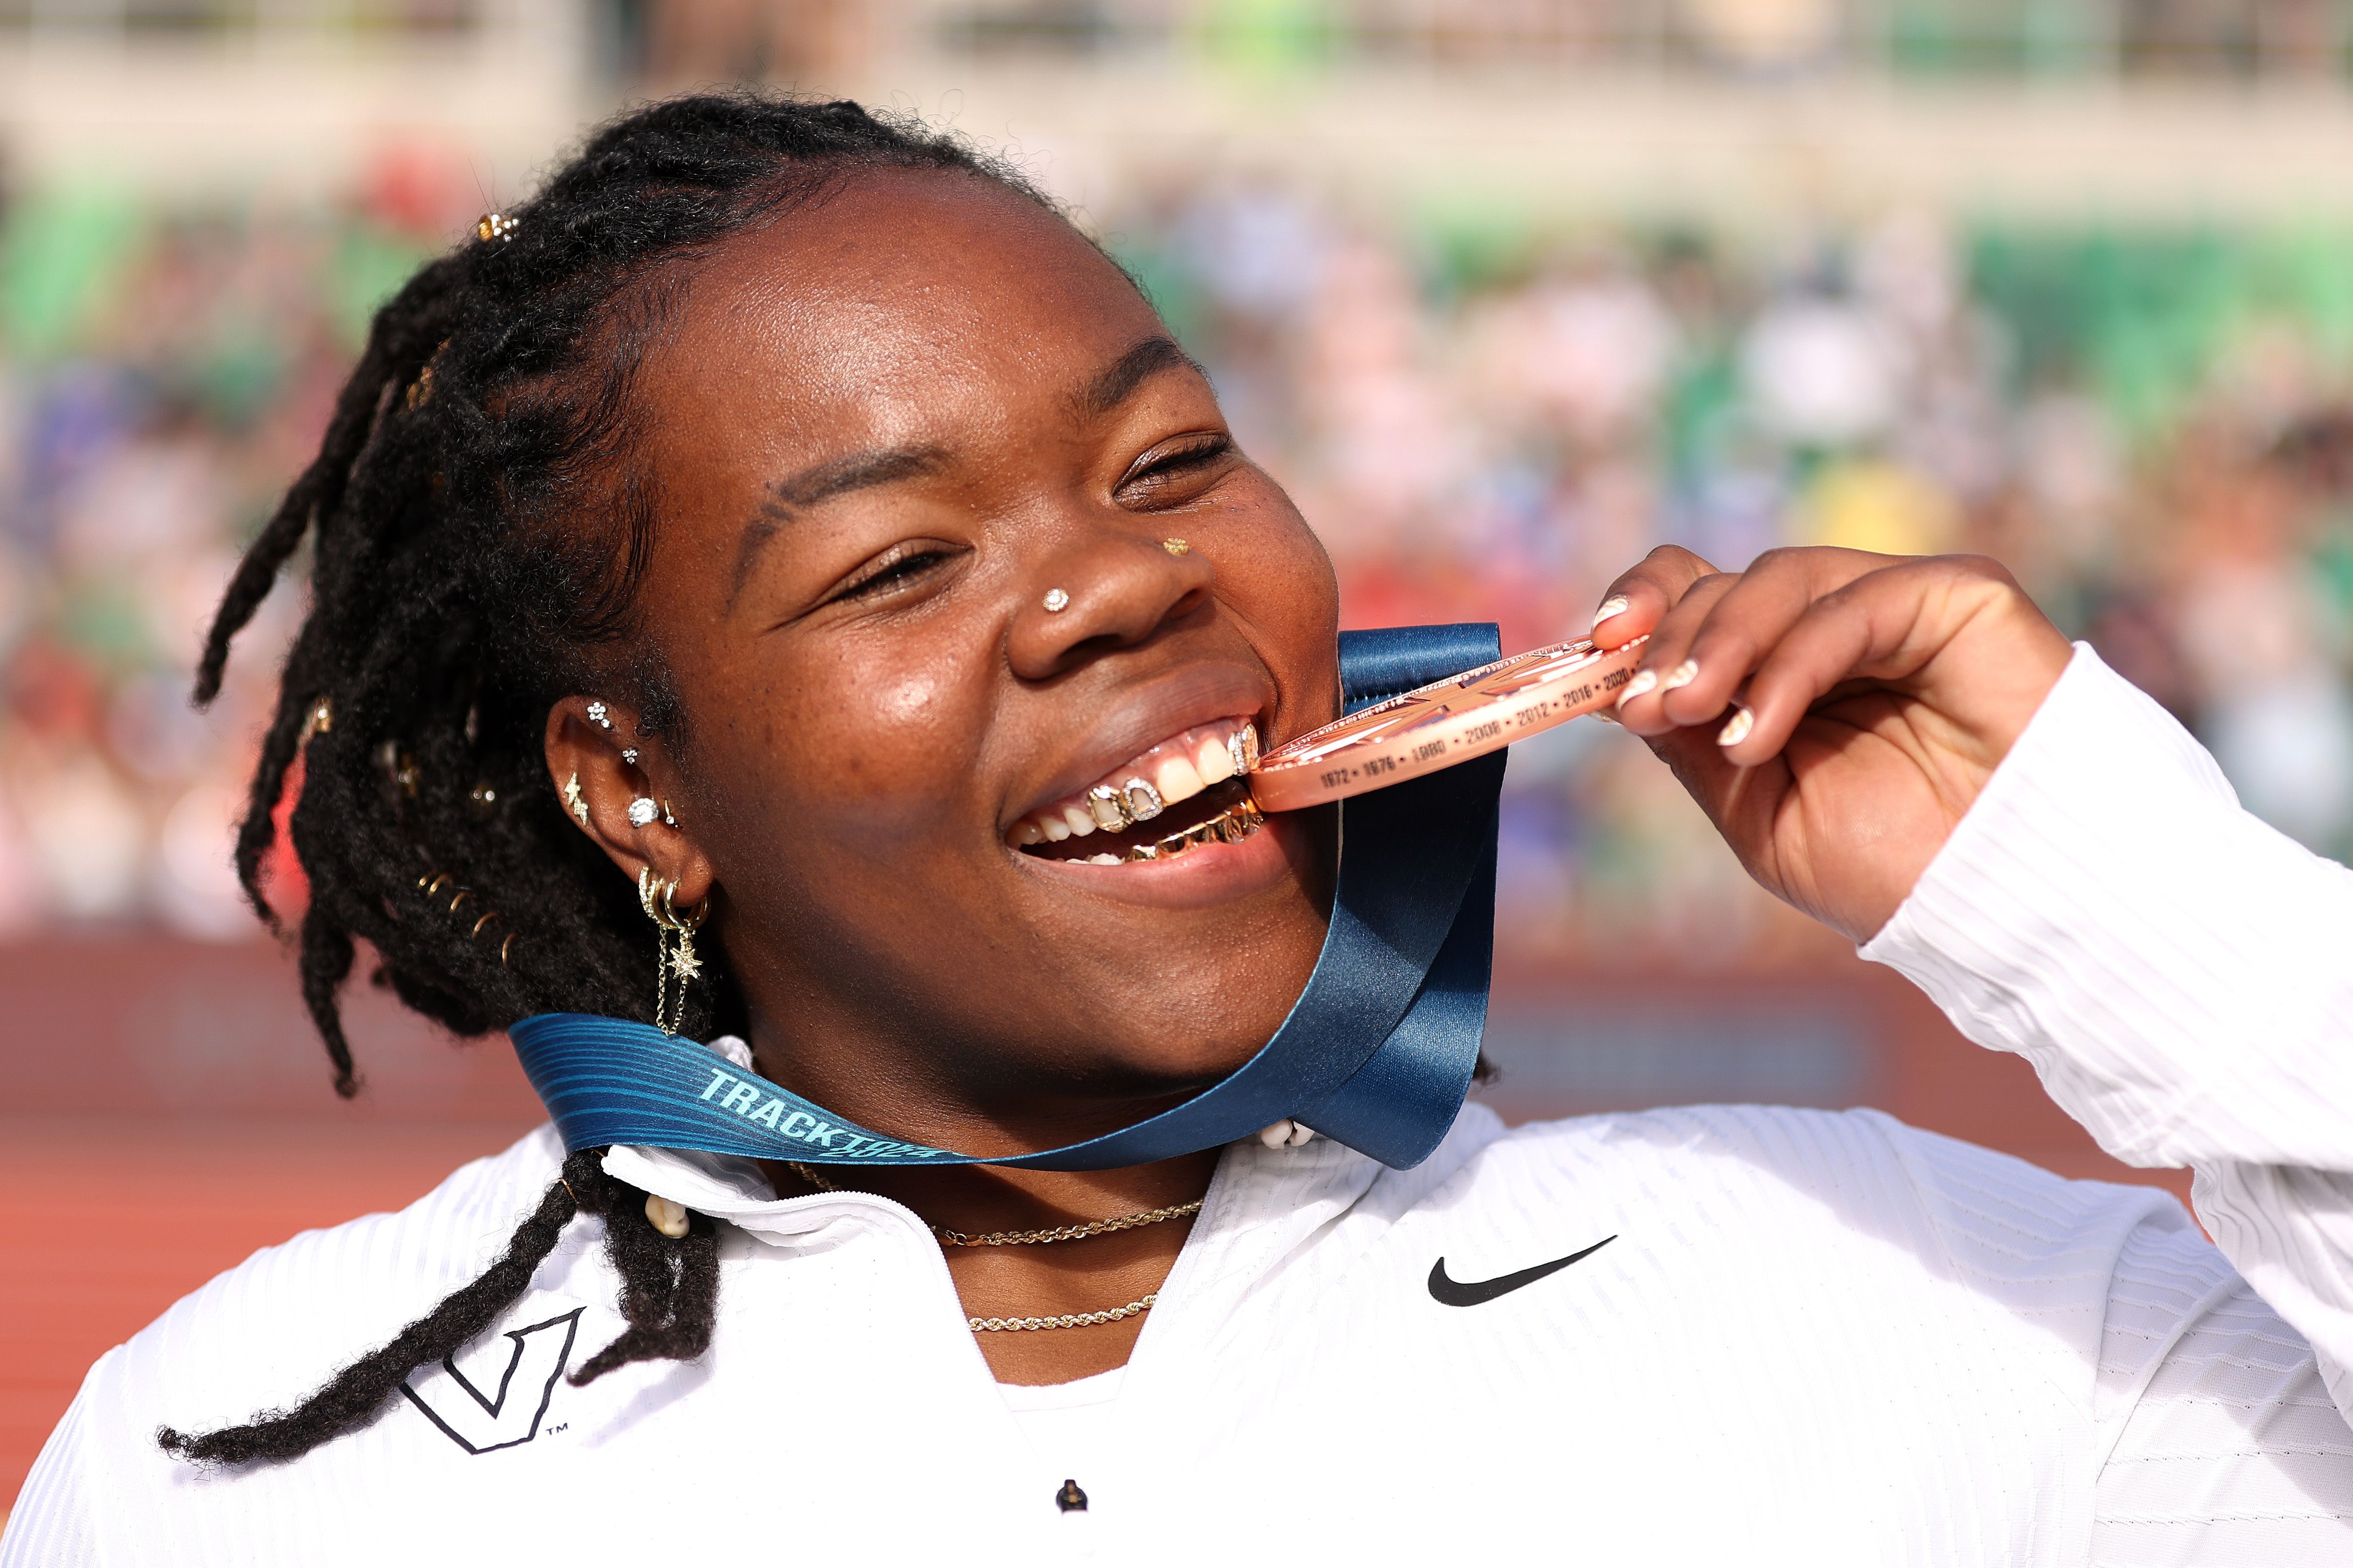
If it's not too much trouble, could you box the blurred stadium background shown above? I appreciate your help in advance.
[10,0,2353,1509]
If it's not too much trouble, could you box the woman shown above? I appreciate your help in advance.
[6,92,2351,1563]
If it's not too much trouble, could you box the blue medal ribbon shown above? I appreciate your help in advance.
[511,623,1503,1172]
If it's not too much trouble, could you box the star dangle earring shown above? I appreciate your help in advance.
[637,866,708,1036]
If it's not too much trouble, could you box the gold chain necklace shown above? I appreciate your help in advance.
[784,1163,1198,1333]
[784,1163,1203,1247]
[932,1201,1204,1247]
[968,1294,1157,1333]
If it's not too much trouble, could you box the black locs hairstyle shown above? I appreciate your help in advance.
[160,91,1052,1467]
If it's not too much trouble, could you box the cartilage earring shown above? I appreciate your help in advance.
[561,772,589,828]
[628,797,660,828]
[621,748,639,765]
[586,700,612,730]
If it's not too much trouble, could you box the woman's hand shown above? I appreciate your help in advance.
[1597,546,2074,944]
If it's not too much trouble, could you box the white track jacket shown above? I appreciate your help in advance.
[8,645,2353,1565]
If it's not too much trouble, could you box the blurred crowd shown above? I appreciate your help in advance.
[2,156,2351,963]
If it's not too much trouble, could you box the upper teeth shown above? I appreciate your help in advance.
[1012,719,1259,847]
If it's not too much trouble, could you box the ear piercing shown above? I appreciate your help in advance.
[587,700,611,728]
[628,797,661,828]
[562,773,590,827]
[1042,588,1070,613]
[622,748,639,765]
[1161,538,1189,556]
[638,866,707,1036]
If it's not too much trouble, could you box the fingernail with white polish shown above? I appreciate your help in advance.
[1615,668,1659,709]
[1660,659,1700,693]
[1718,705,1755,747]
[1589,596,1630,629]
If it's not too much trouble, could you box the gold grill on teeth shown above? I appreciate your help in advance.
[1013,719,1261,848]
[1088,777,1164,829]
[1076,798,1265,865]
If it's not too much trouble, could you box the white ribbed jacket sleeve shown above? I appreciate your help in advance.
[0,1377,101,1567]
[1861,642,2353,1426]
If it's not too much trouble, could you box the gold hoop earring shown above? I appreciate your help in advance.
[637,867,709,1035]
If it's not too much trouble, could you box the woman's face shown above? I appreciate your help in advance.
[550,168,1340,1151]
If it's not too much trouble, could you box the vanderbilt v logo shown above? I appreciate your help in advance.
[402,1307,583,1455]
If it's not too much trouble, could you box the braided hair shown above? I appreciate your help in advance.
[161,91,1058,1466]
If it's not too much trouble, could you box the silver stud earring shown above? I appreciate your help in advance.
[627,797,660,828]
[621,748,639,765]
[586,700,612,730]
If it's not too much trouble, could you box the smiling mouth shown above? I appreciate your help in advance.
[1011,719,1267,866]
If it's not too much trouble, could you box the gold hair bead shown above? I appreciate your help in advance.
[476,212,519,243]
[405,339,451,410]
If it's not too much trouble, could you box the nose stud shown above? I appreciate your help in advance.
[1042,588,1070,613]
[1161,538,1189,556]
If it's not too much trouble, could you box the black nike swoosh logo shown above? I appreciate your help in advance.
[1427,1236,1617,1307]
